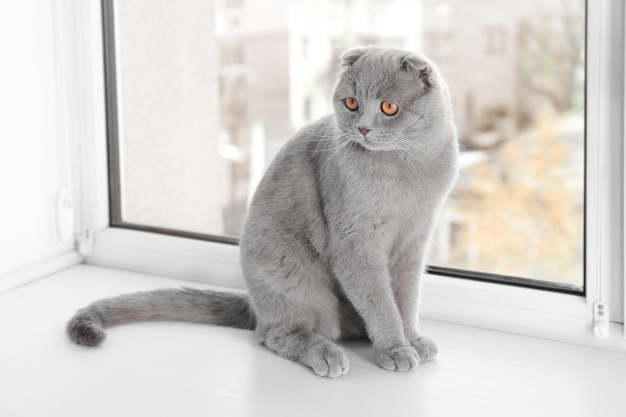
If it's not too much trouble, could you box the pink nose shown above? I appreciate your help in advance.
[358,127,371,136]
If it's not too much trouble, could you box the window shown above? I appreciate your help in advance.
[104,0,586,293]
[485,26,507,56]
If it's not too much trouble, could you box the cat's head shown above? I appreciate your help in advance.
[332,46,453,152]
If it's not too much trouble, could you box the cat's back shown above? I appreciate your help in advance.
[248,114,335,205]
[240,115,335,262]
[280,114,337,161]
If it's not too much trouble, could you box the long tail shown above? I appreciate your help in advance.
[66,288,256,347]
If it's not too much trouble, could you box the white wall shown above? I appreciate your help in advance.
[0,1,76,277]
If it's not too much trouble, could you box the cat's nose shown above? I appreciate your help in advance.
[358,127,371,136]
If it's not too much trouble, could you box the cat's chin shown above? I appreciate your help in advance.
[351,138,397,152]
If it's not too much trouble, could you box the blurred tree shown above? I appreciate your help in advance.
[451,114,584,285]
[516,2,585,130]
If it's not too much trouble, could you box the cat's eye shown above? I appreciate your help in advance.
[381,101,399,116]
[344,97,359,111]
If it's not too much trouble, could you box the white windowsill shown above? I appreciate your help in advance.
[87,227,626,351]
[1,264,625,417]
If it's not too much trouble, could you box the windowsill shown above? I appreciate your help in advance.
[88,228,626,351]
[1,264,625,417]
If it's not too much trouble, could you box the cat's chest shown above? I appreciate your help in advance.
[350,160,450,208]
[327,165,447,238]
[320,146,456,231]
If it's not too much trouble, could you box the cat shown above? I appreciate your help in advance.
[67,46,459,378]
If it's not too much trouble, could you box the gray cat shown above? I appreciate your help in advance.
[67,46,458,378]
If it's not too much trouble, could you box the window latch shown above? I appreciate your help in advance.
[592,300,609,338]
[77,228,94,257]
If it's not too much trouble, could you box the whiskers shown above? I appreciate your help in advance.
[387,133,448,175]
[311,132,333,157]
[391,147,420,176]
[322,135,352,163]
[300,129,333,139]
[297,128,445,176]
[306,131,353,161]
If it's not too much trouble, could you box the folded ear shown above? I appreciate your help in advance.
[402,54,433,87]
[339,47,370,67]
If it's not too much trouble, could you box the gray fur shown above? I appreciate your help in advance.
[67,46,458,378]
[67,289,254,346]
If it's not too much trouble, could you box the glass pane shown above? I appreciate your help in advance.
[112,0,230,234]
[111,0,585,288]
[422,0,585,288]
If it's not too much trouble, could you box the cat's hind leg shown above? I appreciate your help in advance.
[258,325,349,378]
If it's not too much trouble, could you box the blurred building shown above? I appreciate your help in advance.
[422,0,585,149]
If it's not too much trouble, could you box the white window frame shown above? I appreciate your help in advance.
[48,0,626,350]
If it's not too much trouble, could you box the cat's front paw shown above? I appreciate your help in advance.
[410,336,438,362]
[374,345,419,372]
[308,341,350,378]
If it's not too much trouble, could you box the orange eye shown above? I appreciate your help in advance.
[381,101,399,116]
[345,97,359,111]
